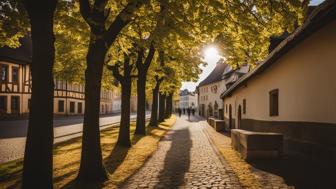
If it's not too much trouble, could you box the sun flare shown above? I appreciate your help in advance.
[204,47,219,60]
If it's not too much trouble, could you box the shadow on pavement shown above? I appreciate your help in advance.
[248,153,336,189]
[104,132,144,175]
[154,127,192,188]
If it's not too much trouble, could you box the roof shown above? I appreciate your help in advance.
[221,0,336,99]
[198,59,228,87]
[180,89,196,96]
[0,36,32,65]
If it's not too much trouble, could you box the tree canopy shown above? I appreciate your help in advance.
[1,0,308,90]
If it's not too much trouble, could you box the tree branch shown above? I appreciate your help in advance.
[144,43,155,69]
[107,63,124,83]
[79,0,92,26]
[135,46,144,69]
[104,0,147,46]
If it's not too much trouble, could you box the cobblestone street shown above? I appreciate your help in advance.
[122,116,242,189]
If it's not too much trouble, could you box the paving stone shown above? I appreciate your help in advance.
[122,116,242,189]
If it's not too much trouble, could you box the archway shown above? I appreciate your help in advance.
[238,105,242,129]
[214,100,218,118]
[229,104,232,129]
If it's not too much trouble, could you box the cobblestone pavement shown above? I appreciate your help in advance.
[122,116,242,189]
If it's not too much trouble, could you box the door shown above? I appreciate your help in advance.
[201,104,205,116]
[237,105,242,129]
[11,96,20,114]
[229,104,232,129]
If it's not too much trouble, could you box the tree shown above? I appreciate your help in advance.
[108,54,135,147]
[149,75,163,127]
[21,0,57,188]
[164,92,173,119]
[77,0,146,181]
[120,0,168,135]
[205,0,308,67]
[0,0,29,48]
[158,92,166,122]
[134,43,155,134]
[149,50,165,126]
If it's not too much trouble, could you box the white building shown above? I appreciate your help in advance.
[221,1,336,158]
[179,89,198,110]
[197,59,249,119]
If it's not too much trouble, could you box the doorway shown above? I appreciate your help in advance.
[229,104,232,129]
[238,105,242,129]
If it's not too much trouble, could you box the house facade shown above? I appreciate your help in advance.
[197,61,227,119]
[221,0,336,158]
[197,59,249,119]
[179,89,198,110]
[0,37,118,117]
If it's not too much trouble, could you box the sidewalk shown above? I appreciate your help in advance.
[204,119,336,189]
[122,115,242,189]
[0,113,150,163]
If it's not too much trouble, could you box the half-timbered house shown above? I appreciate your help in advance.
[0,37,118,117]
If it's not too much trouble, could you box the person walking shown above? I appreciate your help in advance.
[187,107,191,120]
[178,108,182,117]
[192,108,195,116]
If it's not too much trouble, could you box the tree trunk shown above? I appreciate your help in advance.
[158,93,166,122]
[165,93,173,118]
[22,1,56,188]
[77,41,108,181]
[135,71,147,135]
[117,78,132,147]
[135,44,154,135]
[150,80,160,127]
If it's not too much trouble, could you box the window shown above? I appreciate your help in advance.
[12,67,19,83]
[0,96,7,113]
[78,102,82,114]
[243,99,246,114]
[0,64,8,82]
[11,96,19,113]
[269,89,279,116]
[70,101,75,113]
[58,100,64,112]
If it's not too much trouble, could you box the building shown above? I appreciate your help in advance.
[172,94,180,112]
[197,60,227,119]
[197,59,249,119]
[220,0,336,158]
[112,89,121,113]
[0,37,115,117]
[179,89,198,111]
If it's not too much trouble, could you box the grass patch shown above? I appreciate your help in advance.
[0,115,176,189]
[204,125,262,189]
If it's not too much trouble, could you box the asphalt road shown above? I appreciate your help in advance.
[0,112,150,163]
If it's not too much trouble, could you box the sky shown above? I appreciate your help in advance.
[180,0,324,92]
[181,47,221,92]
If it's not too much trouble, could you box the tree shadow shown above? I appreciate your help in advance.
[154,127,192,188]
[104,129,145,175]
[61,179,106,189]
[248,153,336,189]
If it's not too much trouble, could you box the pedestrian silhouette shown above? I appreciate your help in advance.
[192,108,195,116]
[178,108,182,117]
[187,108,191,120]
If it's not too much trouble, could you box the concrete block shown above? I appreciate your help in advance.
[214,120,225,132]
[231,129,283,160]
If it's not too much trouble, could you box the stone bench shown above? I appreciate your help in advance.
[207,117,216,127]
[214,120,225,132]
[231,129,283,160]
[207,118,225,132]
